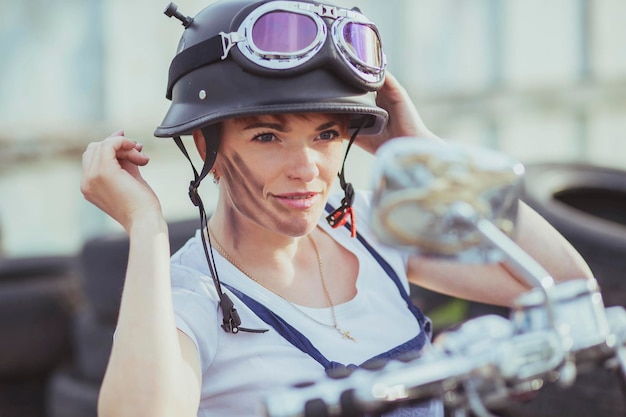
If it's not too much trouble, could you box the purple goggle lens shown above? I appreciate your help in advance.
[342,22,383,68]
[249,9,382,69]
[166,2,385,101]
[252,11,319,54]
[222,2,386,84]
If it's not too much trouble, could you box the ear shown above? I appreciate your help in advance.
[192,130,207,161]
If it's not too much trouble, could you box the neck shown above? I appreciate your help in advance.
[207,218,328,306]
[209,216,299,263]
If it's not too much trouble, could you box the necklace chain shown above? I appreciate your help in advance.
[207,225,357,342]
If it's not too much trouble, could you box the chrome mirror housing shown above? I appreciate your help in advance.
[370,137,525,263]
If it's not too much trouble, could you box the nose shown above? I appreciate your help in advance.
[285,145,320,182]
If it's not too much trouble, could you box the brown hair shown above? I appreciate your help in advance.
[225,113,350,131]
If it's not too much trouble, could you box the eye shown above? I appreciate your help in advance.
[252,132,276,143]
[318,130,340,141]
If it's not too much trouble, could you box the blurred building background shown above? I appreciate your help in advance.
[1,0,626,257]
[1,2,626,417]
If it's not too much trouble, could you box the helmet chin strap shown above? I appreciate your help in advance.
[173,124,268,334]
[172,119,363,331]
[325,121,365,238]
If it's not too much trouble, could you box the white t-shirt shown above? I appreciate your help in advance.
[170,190,429,417]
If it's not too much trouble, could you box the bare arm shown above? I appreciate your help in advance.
[408,201,593,307]
[81,132,201,417]
[365,74,592,306]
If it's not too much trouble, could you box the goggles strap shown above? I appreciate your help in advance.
[325,121,365,237]
[173,131,268,334]
[167,35,225,99]
[166,7,382,99]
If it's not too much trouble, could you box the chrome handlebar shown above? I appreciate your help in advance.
[262,138,626,417]
[263,296,626,417]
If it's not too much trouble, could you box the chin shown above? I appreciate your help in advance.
[277,214,321,237]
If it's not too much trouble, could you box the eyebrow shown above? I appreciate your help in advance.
[243,122,286,132]
[242,121,340,132]
[316,121,339,131]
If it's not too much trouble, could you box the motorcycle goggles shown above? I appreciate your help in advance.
[167,1,386,99]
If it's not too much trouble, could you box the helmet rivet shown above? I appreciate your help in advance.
[199,90,207,100]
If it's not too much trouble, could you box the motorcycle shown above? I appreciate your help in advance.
[261,138,626,417]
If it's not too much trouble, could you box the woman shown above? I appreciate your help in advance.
[81,1,592,416]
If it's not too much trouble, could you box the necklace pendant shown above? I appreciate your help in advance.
[341,330,358,343]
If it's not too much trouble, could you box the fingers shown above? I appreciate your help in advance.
[378,73,440,141]
[381,71,401,91]
[108,131,149,165]
[96,131,150,168]
[80,131,163,228]
[81,131,150,197]
[377,71,410,108]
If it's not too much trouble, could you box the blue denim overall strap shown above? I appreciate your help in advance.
[224,279,441,416]
[219,218,441,415]
[221,282,342,369]
[223,282,431,365]
[219,214,432,370]
[331,203,432,343]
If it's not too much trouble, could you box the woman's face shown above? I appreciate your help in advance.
[209,113,349,237]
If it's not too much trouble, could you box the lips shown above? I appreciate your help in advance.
[274,192,320,209]
[279,193,316,200]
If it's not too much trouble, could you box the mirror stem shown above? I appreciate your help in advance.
[475,218,555,291]
[450,202,557,330]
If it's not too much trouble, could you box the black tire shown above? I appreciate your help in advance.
[169,218,201,254]
[522,162,626,307]
[0,375,48,417]
[0,255,76,284]
[79,218,198,323]
[72,308,115,383]
[78,232,130,323]
[519,162,626,417]
[45,366,99,417]
[0,256,82,379]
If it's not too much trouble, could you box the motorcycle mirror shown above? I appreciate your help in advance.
[370,137,524,263]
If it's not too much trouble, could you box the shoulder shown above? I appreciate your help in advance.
[169,232,221,372]
[170,231,221,304]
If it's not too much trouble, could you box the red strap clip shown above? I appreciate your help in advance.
[326,206,356,238]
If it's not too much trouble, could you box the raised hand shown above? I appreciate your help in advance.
[81,130,162,231]
[357,72,441,154]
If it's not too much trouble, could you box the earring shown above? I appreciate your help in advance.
[212,169,220,184]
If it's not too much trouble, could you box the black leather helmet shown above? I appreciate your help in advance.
[155,0,388,335]
[154,0,388,138]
